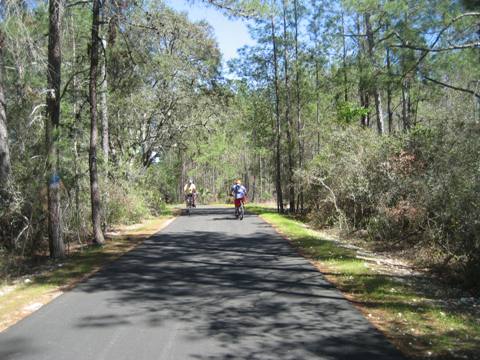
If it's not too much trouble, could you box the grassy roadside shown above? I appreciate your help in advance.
[247,204,480,360]
[0,215,175,332]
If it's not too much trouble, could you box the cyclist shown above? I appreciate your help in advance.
[184,179,197,208]
[231,179,247,214]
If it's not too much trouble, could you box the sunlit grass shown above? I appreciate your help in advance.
[249,206,480,359]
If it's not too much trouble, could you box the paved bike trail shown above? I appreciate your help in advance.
[0,207,405,360]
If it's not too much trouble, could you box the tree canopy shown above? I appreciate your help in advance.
[0,0,479,289]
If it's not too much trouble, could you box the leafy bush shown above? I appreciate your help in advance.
[303,121,480,289]
[141,188,167,216]
[105,183,151,226]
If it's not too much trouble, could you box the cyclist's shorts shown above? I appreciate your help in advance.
[234,197,245,207]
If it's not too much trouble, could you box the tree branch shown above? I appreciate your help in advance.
[392,12,480,77]
[203,0,259,18]
[422,73,480,99]
[67,0,91,8]
[391,42,480,52]
[60,68,90,101]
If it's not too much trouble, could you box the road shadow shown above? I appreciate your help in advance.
[180,206,254,219]
[179,207,230,217]
[72,224,406,360]
[0,337,41,359]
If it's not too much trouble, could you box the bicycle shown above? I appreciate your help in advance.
[234,199,245,220]
[185,194,194,215]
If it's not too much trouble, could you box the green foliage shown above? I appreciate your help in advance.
[336,102,369,124]
[302,119,480,289]
[0,0,224,253]
[2,0,480,294]
[105,184,151,226]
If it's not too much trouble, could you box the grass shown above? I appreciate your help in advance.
[0,215,174,332]
[247,204,480,360]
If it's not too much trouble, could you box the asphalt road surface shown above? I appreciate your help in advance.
[0,207,405,360]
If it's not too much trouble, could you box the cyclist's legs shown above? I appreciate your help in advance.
[186,194,193,207]
[234,198,240,213]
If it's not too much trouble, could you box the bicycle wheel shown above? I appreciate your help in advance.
[239,203,244,220]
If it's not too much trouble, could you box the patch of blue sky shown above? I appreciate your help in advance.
[164,0,256,65]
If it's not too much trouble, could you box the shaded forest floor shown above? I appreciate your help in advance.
[0,215,176,332]
[247,204,480,360]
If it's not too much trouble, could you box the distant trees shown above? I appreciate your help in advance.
[225,0,480,213]
[0,0,223,257]
[222,0,480,287]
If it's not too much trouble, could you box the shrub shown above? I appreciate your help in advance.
[105,183,151,226]
[302,120,480,290]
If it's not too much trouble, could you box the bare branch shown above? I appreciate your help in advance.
[60,68,90,101]
[391,42,480,52]
[67,0,91,8]
[422,73,480,99]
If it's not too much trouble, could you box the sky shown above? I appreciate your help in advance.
[165,0,255,64]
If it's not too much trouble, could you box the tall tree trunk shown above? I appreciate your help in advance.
[375,92,385,133]
[357,15,369,127]
[251,112,257,203]
[271,12,284,213]
[46,0,65,258]
[71,14,81,226]
[179,150,185,203]
[407,82,414,126]
[359,89,370,127]
[100,3,109,164]
[89,0,105,245]
[402,79,410,130]
[386,45,393,132]
[341,12,348,103]
[312,14,321,154]
[400,9,414,131]
[259,155,263,201]
[315,59,320,152]
[0,31,11,187]
[293,0,304,212]
[365,12,384,134]
[100,18,109,233]
[477,21,480,121]
[100,43,109,163]
[282,0,295,212]
[212,167,216,201]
